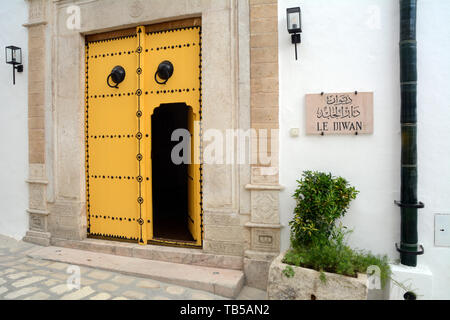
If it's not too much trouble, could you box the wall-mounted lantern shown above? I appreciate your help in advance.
[5,46,24,85]
[287,7,302,60]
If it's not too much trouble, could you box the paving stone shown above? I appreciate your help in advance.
[43,279,61,287]
[7,272,28,280]
[61,286,95,300]
[9,247,30,253]
[152,296,170,300]
[47,262,69,270]
[51,272,69,280]
[112,296,128,300]
[50,284,73,295]
[0,261,19,267]
[236,286,267,300]
[25,292,51,300]
[88,270,113,280]
[12,276,46,288]
[0,256,14,262]
[166,286,186,295]
[34,269,52,276]
[191,292,214,300]
[0,286,8,296]
[0,268,16,276]
[122,290,146,300]
[14,264,36,271]
[111,275,135,285]
[81,278,97,286]
[90,292,111,300]
[97,282,119,292]
[26,260,50,267]
[79,267,92,274]
[137,280,160,289]
[0,278,5,286]
[4,287,39,299]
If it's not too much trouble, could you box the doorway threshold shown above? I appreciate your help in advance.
[50,237,243,271]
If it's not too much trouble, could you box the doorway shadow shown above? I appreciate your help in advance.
[151,103,194,242]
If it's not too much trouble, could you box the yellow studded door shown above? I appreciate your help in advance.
[85,20,202,248]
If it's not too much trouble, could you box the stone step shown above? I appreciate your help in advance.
[28,246,245,298]
[50,237,243,271]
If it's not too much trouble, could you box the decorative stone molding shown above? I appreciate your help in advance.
[244,0,281,290]
[26,0,46,25]
[128,0,144,18]
[27,209,49,232]
[250,190,279,224]
[23,0,51,246]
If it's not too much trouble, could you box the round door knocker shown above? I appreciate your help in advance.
[107,66,126,88]
[154,61,174,85]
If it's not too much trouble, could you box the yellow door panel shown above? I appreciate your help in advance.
[88,96,138,135]
[144,26,202,247]
[143,27,201,114]
[87,36,138,95]
[89,178,139,216]
[86,29,147,244]
[89,139,138,176]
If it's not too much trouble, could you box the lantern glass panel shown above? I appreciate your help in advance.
[287,8,301,34]
[5,46,22,65]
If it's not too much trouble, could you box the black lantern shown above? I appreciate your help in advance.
[287,7,302,60]
[5,46,24,85]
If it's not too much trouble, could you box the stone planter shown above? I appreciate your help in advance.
[267,251,368,300]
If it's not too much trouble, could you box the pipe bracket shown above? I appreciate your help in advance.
[394,200,425,209]
[395,243,424,256]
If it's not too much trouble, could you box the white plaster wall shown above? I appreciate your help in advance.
[278,0,450,299]
[416,0,450,300]
[0,0,28,239]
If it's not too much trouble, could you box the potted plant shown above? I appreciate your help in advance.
[267,171,390,300]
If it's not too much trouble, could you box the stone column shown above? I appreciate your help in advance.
[22,0,51,246]
[244,0,282,290]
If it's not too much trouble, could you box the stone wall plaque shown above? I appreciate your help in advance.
[251,228,280,252]
[305,92,373,135]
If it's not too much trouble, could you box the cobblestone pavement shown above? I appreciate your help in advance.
[0,235,232,300]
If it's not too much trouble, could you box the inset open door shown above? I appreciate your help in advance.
[150,103,201,246]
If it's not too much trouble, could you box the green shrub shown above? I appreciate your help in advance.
[282,266,295,278]
[289,171,359,246]
[285,171,391,288]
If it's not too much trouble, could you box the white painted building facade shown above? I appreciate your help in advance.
[0,0,29,240]
[0,0,448,299]
[279,0,450,299]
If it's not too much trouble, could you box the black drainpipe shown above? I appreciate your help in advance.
[395,0,424,267]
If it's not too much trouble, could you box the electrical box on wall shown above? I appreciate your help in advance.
[435,214,450,247]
